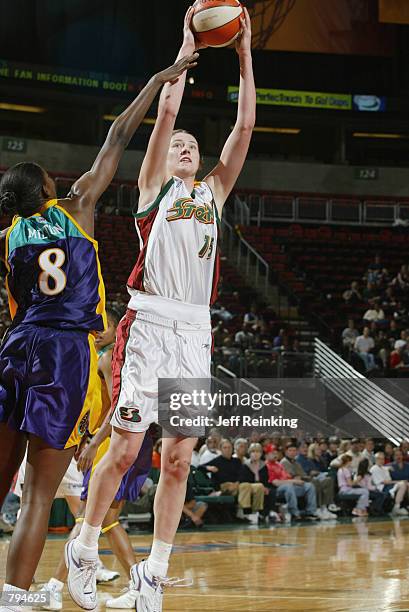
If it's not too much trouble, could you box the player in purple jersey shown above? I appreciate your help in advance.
[0,53,197,611]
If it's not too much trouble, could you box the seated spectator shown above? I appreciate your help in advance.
[393,302,409,326]
[282,443,337,519]
[355,458,385,515]
[212,321,229,347]
[366,254,382,281]
[210,302,234,322]
[354,327,376,372]
[384,442,395,464]
[392,265,409,292]
[342,320,359,353]
[363,302,386,324]
[295,441,316,474]
[273,328,287,351]
[390,448,409,481]
[265,444,319,521]
[337,455,369,517]
[243,303,264,330]
[324,437,340,466]
[308,443,330,474]
[346,438,363,474]
[362,281,380,303]
[381,286,397,310]
[317,439,330,468]
[233,438,248,463]
[240,443,272,521]
[235,323,254,349]
[199,435,221,466]
[191,439,202,468]
[361,438,376,467]
[201,439,262,519]
[400,441,409,462]
[390,340,409,369]
[342,282,362,304]
[152,439,162,469]
[375,330,391,369]
[181,478,208,528]
[388,319,400,342]
[370,452,408,516]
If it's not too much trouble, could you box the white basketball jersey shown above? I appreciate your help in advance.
[127,177,220,307]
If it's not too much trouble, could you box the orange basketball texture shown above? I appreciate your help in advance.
[192,0,244,48]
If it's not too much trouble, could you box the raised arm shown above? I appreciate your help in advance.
[63,53,198,236]
[205,8,256,216]
[137,7,201,210]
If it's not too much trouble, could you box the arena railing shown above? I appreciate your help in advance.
[235,192,409,228]
[314,337,409,444]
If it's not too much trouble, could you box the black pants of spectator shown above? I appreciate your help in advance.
[370,490,388,514]
[262,485,277,516]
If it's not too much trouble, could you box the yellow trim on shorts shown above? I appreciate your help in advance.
[64,334,102,448]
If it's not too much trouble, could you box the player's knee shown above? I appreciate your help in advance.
[111,448,137,473]
[161,453,191,482]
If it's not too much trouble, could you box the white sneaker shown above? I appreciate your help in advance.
[392,506,409,516]
[130,560,192,612]
[96,558,120,583]
[106,581,138,609]
[322,509,338,520]
[328,503,341,512]
[39,580,63,610]
[65,538,98,610]
[315,509,324,520]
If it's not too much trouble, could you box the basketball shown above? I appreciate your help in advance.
[192,0,244,48]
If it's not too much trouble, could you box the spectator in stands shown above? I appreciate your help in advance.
[317,439,330,468]
[233,438,249,463]
[390,448,409,482]
[199,435,221,466]
[354,326,376,372]
[392,265,409,292]
[354,458,385,515]
[388,319,400,342]
[342,320,359,353]
[152,439,162,469]
[370,452,408,516]
[381,286,397,310]
[265,444,319,521]
[400,441,409,462]
[201,439,260,519]
[324,437,340,466]
[240,443,272,522]
[337,455,369,517]
[212,321,229,347]
[366,255,382,284]
[282,443,336,519]
[375,330,391,369]
[390,340,408,369]
[363,302,386,325]
[346,438,363,474]
[220,336,241,372]
[181,478,208,528]
[235,323,254,349]
[191,440,202,468]
[393,301,409,325]
[342,282,362,304]
[308,442,331,473]
[384,442,395,464]
[329,440,351,469]
[273,328,287,351]
[363,281,380,302]
[243,303,263,329]
[361,438,376,467]
[210,302,234,322]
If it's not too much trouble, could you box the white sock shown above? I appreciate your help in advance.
[2,584,27,592]
[48,578,64,591]
[78,521,101,550]
[147,539,172,578]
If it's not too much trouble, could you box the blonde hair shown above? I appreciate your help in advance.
[307,442,319,460]
[249,443,262,453]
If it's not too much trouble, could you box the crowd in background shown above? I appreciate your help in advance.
[341,255,409,374]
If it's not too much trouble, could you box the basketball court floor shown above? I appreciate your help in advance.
[1,518,409,611]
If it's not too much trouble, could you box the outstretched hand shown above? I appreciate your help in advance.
[184,5,208,51]
[156,52,199,86]
[235,7,252,55]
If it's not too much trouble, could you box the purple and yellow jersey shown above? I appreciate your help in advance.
[5,199,106,332]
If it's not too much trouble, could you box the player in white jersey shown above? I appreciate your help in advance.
[67,7,255,611]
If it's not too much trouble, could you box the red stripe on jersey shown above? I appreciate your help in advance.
[210,248,220,306]
[110,308,137,414]
[127,207,160,291]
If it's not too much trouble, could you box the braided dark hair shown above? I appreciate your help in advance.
[0,162,47,217]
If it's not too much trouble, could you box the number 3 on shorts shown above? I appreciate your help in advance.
[38,248,67,296]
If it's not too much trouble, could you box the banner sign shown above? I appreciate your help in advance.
[0,59,143,94]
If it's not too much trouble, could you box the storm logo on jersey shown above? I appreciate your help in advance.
[119,407,142,423]
[166,197,214,224]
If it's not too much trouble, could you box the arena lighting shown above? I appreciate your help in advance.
[353,131,407,139]
[230,125,301,134]
[103,115,155,125]
[0,102,45,113]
